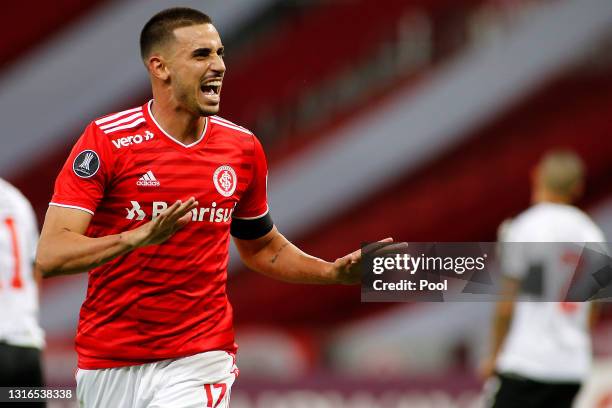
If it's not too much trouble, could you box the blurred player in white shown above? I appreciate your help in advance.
[0,178,45,407]
[482,150,606,408]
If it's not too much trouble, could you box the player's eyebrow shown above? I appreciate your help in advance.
[192,47,224,57]
[192,48,212,57]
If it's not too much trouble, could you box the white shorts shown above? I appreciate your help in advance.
[76,350,238,408]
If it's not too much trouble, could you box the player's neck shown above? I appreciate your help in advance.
[150,99,206,145]
[532,189,574,205]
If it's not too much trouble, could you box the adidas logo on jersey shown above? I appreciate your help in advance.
[136,171,160,187]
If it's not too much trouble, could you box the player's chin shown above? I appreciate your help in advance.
[198,101,220,116]
[196,93,220,112]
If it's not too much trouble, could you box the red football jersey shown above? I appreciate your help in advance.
[51,101,269,369]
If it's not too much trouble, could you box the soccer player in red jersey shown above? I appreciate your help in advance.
[36,8,393,407]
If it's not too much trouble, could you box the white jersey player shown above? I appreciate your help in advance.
[483,150,605,408]
[0,177,45,391]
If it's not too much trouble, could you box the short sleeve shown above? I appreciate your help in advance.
[230,136,273,240]
[50,123,113,215]
[233,136,269,219]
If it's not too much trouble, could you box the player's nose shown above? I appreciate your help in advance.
[210,54,226,75]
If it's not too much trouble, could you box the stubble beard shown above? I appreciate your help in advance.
[173,81,218,118]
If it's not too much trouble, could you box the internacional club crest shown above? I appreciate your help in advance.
[213,165,237,197]
[73,150,100,178]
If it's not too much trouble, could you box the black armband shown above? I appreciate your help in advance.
[230,212,274,240]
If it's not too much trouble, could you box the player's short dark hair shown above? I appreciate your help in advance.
[140,7,212,60]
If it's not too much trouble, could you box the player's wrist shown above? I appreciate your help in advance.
[327,261,348,284]
[120,229,145,250]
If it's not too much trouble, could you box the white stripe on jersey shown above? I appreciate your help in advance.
[211,116,252,133]
[48,202,95,215]
[211,115,243,128]
[210,119,253,135]
[99,112,144,130]
[95,107,143,125]
[104,118,147,134]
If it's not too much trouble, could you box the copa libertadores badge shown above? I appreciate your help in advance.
[73,150,100,178]
[213,165,237,197]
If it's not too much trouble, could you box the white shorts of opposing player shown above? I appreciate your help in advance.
[76,351,238,408]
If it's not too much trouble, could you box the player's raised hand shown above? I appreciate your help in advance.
[126,197,199,248]
[332,238,408,284]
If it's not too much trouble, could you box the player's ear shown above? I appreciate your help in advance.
[147,55,170,81]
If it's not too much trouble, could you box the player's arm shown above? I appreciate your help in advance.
[232,135,398,283]
[234,226,394,284]
[480,276,519,379]
[589,303,599,331]
[36,199,197,278]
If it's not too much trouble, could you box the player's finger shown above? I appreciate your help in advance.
[155,201,182,227]
[168,198,197,223]
[336,256,351,268]
[177,199,198,220]
[173,212,194,231]
[153,205,176,227]
[371,242,409,256]
[173,197,195,215]
[161,200,182,220]
[362,239,394,254]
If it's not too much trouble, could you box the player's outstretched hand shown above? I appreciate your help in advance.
[125,198,199,248]
[331,238,408,284]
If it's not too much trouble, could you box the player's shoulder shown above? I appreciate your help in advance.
[514,203,569,224]
[209,115,254,138]
[90,104,147,136]
[521,203,588,225]
[506,204,555,240]
[208,116,264,158]
[562,206,606,241]
[513,203,603,240]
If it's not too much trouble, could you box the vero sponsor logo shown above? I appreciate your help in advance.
[112,130,154,149]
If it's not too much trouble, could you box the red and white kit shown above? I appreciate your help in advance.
[51,101,269,405]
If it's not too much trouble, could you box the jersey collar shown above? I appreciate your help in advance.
[144,100,208,149]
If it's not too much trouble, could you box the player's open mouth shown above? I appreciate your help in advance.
[200,81,221,96]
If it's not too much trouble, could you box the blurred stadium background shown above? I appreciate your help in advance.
[2,0,612,406]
